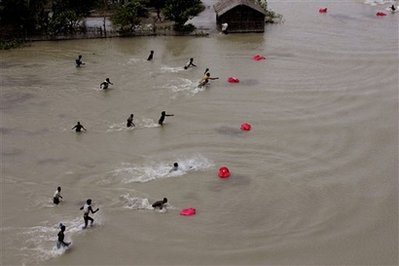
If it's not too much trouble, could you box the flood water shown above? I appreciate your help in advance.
[1,0,398,265]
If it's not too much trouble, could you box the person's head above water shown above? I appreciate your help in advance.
[161,111,166,115]
[57,186,61,192]
[78,55,82,59]
[60,224,66,231]
[173,162,178,168]
[163,198,168,203]
[77,121,81,125]
[106,78,111,82]
[86,199,92,205]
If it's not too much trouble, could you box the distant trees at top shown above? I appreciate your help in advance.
[0,0,96,36]
[0,0,205,37]
[111,0,149,32]
[163,0,204,31]
[111,0,204,33]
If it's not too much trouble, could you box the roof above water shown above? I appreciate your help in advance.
[214,0,266,16]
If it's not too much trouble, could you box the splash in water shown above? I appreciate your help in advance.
[162,78,206,97]
[160,66,185,73]
[109,154,214,183]
[18,216,95,264]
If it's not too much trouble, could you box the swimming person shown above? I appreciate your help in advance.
[147,50,154,61]
[72,121,86,132]
[100,78,113,89]
[75,55,85,67]
[184,58,197,69]
[169,162,179,173]
[152,198,168,210]
[127,114,135,127]
[80,199,99,229]
[158,111,174,126]
[53,187,63,205]
[199,72,219,87]
[57,224,71,249]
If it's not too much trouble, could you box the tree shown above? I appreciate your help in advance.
[51,0,96,17]
[0,0,48,35]
[48,10,83,35]
[163,0,204,31]
[47,0,99,35]
[111,0,149,32]
[148,0,165,21]
[255,0,281,23]
[256,0,268,11]
[149,0,165,10]
[0,0,101,37]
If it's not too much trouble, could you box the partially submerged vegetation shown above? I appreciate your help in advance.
[111,0,204,34]
[162,0,204,32]
[0,0,279,49]
[0,0,205,43]
[256,0,283,23]
[0,39,27,50]
[111,0,150,33]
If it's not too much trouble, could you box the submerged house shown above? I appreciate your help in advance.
[214,0,266,33]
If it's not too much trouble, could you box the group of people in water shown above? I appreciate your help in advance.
[72,52,219,132]
[55,51,213,249]
[146,51,219,86]
[77,52,218,89]
[53,181,172,248]
[53,191,100,248]
[55,198,102,248]
[182,57,219,87]
[71,109,175,133]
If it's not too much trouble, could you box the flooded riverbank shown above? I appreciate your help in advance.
[1,0,397,265]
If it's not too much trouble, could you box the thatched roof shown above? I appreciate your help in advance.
[214,0,266,16]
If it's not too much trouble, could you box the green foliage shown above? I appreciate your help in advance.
[163,0,204,31]
[149,0,165,10]
[0,39,26,50]
[45,0,91,35]
[0,0,40,33]
[0,0,97,36]
[51,0,96,16]
[0,0,27,25]
[256,0,268,11]
[255,0,282,23]
[111,0,149,32]
[48,10,83,35]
